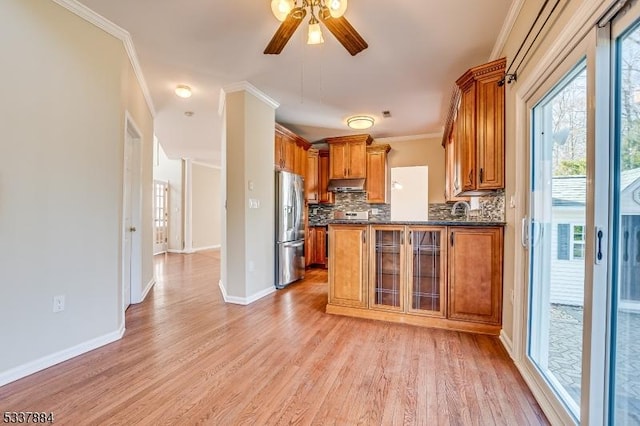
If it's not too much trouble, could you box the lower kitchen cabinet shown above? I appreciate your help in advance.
[327,224,503,335]
[448,226,503,325]
[306,226,327,267]
[327,225,368,308]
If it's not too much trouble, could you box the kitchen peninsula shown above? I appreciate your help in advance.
[327,220,504,335]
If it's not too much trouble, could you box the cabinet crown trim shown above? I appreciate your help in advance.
[325,134,373,145]
[456,57,507,88]
[276,123,311,149]
[367,143,391,153]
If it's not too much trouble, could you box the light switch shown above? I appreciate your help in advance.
[509,195,516,208]
[248,180,254,191]
[249,198,260,209]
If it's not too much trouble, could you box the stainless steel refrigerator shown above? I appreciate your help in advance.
[275,170,305,288]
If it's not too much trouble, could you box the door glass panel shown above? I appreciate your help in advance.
[529,61,587,417]
[612,22,640,424]
[410,230,442,314]
[373,229,403,309]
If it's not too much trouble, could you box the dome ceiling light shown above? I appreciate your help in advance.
[347,115,374,130]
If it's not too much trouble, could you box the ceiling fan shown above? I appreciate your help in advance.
[265,0,368,56]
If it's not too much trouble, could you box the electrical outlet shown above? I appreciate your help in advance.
[53,295,65,313]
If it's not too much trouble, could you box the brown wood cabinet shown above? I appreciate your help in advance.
[452,58,505,195]
[326,134,372,179]
[444,121,470,202]
[312,226,327,266]
[365,144,391,204]
[306,149,319,204]
[318,150,334,204]
[275,123,310,176]
[305,225,314,267]
[369,226,446,317]
[448,226,503,325]
[327,224,502,334]
[328,224,368,308]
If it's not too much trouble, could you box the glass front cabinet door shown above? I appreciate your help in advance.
[407,227,446,317]
[370,226,406,312]
[369,226,446,317]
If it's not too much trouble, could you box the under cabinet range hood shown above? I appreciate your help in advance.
[327,178,366,192]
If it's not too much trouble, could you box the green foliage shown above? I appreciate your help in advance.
[556,159,587,176]
[621,119,640,171]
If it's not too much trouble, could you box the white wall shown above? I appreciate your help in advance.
[222,87,276,303]
[192,163,221,250]
[0,0,153,383]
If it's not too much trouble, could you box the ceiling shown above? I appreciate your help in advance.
[77,0,515,166]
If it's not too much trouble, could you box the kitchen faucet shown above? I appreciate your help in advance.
[451,201,471,221]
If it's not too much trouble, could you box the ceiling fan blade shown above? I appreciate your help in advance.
[318,8,368,56]
[264,8,307,55]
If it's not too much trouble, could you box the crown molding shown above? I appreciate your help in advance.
[375,133,443,143]
[490,0,525,60]
[222,81,280,110]
[50,0,157,118]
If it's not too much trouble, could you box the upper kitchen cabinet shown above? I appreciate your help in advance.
[275,123,310,175]
[326,134,372,179]
[452,57,505,195]
[444,119,470,202]
[306,148,319,204]
[318,150,334,204]
[366,144,391,204]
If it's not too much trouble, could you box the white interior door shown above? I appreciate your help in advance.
[153,180,168,255]
[123,132,134,309]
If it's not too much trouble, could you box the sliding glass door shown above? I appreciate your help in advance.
[611,17,640,424]
[529,61,588,420]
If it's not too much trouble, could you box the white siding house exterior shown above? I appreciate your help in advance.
[551,170,640,306]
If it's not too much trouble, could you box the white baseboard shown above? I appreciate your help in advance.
[167,249,184,254]
[218,280,276,305]
[193,245,221,252]
[138,278,155,303]
[0,324,126,387]
[499,330,514,359]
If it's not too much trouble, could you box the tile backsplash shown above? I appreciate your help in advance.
[428,192,505,222]
[308,191,505,225]
[308,192,390,225]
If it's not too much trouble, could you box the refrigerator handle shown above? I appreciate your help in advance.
[283,240,304,248]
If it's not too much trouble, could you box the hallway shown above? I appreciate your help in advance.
[0,251,548,425]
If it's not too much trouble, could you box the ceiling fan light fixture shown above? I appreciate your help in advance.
[347,115,374,130]
[175,85,192,98]
[307,20,324,45]
[271,0,294,22]
[328,0,348,18]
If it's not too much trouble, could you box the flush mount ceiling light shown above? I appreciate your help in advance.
[265,0,367,56]
[347,115,374,130]
[175,85,192,98]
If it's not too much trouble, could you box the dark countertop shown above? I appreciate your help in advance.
[324,220,506,226]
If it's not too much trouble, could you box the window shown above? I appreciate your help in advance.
[572,225,585,259]
[557,223,585,260]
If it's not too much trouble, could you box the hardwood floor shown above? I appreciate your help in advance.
[0,250,548,425]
